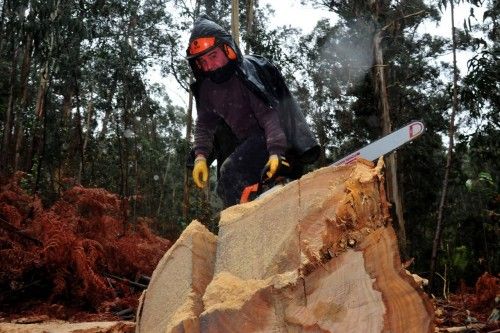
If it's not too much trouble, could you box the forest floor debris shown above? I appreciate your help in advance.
[0,172,171,323]
[434,272,499,332]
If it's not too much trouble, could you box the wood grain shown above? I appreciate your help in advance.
[137,159,434,333]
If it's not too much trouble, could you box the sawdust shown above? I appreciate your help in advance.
[202,271,268,311]
[164,291,200,333]
[317,158,388,264]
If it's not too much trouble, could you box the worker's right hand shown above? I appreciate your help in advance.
[263,155,290,181]
[192,155,208,189]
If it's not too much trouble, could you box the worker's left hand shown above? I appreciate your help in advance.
[264,155,290,180]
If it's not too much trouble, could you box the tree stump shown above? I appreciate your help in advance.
[136,159,434,333]
[135,221,217,333]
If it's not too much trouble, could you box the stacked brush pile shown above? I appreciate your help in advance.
[0,172,171,321]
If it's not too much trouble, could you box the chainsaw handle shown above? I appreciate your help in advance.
[240,183,261,203]
[240,158,292,204]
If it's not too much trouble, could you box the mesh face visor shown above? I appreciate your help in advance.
[187,37,217,59]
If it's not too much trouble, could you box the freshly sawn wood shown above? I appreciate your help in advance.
[136,159,434,333]
[135,221,217,333]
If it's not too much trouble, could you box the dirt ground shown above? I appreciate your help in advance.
[0,320,134,333]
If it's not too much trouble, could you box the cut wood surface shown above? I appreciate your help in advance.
[136,159,435,333]
[135,221,217,333]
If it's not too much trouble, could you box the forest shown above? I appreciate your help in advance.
[0,0,498,325]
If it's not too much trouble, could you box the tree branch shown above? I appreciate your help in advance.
[0,216,42,246]
[382,10,426,31]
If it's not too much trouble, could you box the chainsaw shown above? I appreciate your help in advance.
[240,120,425,204]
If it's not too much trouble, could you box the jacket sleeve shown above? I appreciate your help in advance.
[194,96,221,157]
[247,88,287,156]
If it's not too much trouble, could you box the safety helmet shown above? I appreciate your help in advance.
[187,36,237,60]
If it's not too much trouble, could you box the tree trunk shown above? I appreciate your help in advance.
[0,0,10,56]
[182,77,194,221]
[372,29,407,255]
[62,84,74,122]
[136,159,434,333]
[1,45,19,171]
[231,0,240,46]
[28,61,50,174]
[158,153,172,219]
[34,62,49,119]
[14,31,33,171]
[115,115,126,197]
[29,0,60,174]
[245,0,254,54]
[74,79,85,185]
[77,91,94,184]
[181,1,203,223]
[98,75,117,141]
[430,0,459,292]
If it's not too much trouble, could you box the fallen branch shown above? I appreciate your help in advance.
[115,307,135,320]
[0,279,43,299]
[103,272,148,289]
[0,216,42,246]
[438,323,486,332]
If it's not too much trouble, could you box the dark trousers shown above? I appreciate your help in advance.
[216,133,269,208]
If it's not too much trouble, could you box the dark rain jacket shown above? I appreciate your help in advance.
[187,14,320,171]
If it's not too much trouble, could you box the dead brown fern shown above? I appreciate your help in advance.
[0,173,171,317]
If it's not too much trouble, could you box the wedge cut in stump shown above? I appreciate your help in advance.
[136,159,434,333]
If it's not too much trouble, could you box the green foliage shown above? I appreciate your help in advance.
[451,245,472,275]
[440,122,500,288]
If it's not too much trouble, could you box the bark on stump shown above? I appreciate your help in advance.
[136,159,434,333]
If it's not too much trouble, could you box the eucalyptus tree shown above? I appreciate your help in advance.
[429,0,499,291]
[461,0,499,120]
[296,1,464,270]
[430,0,463,291]
[77,0,192,231]
[0,0,31,173]
[299,0,448,256]
[297,0,497,290]
[0,0,191,234]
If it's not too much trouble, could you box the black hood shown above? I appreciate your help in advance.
[187,14,243,80]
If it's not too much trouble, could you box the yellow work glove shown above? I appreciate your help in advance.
[192,155,208,189]
[265,155,290,180]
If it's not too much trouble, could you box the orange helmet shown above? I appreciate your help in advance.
[187,36,237,60]
[187,36,217,59]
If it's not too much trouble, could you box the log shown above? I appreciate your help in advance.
[135,220,217,333]
[136,159,434,333]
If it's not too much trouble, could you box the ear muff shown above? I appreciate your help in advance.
[224,44,237,60]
